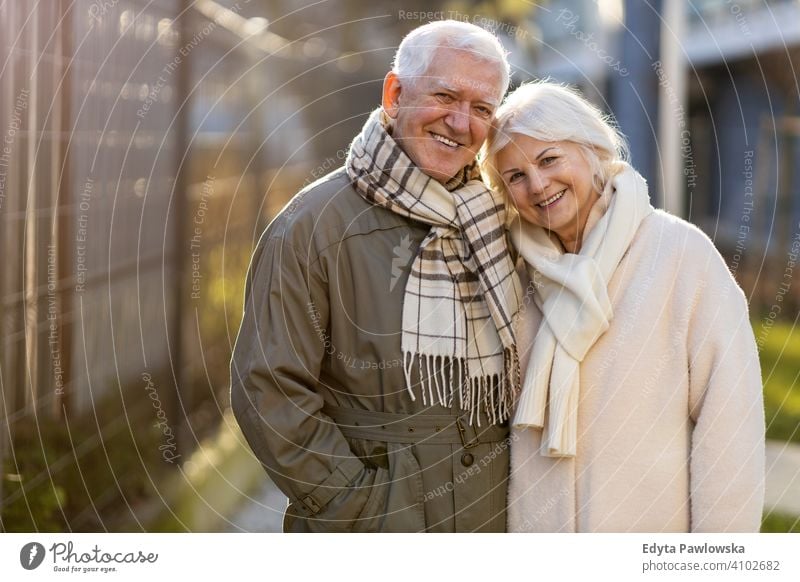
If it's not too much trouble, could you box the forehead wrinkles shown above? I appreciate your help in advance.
[424,53,503,104]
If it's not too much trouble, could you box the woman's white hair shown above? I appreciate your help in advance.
[481,81,629,198]
[392,20,510,97]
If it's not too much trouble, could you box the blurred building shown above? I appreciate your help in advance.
[514,0,800,311]
[0,0,319,530]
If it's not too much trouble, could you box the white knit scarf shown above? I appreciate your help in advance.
[346,109,522,424]
[510,163,653,455]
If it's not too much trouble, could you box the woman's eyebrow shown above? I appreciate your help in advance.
[501,146,559,175]
[535,147,557,161]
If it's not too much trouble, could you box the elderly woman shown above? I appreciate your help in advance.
[481,82,765,532]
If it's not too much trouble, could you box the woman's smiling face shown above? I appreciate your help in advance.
[496,134,597,250]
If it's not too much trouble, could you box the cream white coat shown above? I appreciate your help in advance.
[509,210,765,532]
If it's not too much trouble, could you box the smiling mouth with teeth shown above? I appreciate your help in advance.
[538,189,566,208]
[431,133,460,148]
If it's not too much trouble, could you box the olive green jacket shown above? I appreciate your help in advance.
[230,168,510,532]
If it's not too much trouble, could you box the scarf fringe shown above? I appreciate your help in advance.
[402,349,519,425]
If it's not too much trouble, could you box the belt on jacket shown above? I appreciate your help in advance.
[322,404,509,448]
[294,405,511,518]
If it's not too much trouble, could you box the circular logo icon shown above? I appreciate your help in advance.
[20,542,46,570]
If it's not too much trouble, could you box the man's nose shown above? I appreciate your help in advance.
[445,102,470,135]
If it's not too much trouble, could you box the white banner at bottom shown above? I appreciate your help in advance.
[1,533,798,581]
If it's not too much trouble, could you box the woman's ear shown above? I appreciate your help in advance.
[382,71,402,120]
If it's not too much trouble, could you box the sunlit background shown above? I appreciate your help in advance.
[1,0,798,532]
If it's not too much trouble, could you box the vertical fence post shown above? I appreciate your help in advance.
[172,0,191,463]
[55,0,73,419]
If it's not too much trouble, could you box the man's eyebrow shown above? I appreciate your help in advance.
[431,80,499,107]
[431,80,458,93]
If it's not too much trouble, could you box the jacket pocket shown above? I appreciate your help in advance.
[352,441,426,532]
[284,464,374,533]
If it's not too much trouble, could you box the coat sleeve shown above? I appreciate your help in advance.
[230,233,376,531]
[687,237,765,532]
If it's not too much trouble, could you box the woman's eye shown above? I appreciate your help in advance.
[540,156,558,166]
[508,172,524,183]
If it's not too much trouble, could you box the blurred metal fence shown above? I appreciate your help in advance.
[0,0,279,529]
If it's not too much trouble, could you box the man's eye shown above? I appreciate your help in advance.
[436,93,454,103]
[475,106,492,117]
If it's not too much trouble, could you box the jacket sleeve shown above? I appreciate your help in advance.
[687,240,765,532]
[230,233,376,531]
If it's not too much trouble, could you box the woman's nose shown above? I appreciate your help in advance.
[528,168,550,194]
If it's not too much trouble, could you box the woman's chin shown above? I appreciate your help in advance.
[517,209,548,229]
[519,211,566,234]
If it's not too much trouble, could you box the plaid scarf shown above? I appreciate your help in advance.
[346,108,522,424]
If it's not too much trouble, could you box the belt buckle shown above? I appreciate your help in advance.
[456,417,480,450]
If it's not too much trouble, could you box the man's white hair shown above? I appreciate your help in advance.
[391,20,510,98]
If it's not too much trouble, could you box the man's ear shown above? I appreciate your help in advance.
[382,71,402,120]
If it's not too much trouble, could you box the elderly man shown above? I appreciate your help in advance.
[230,20,521,532]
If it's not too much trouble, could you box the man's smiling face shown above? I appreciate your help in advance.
[383,46,504,184]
